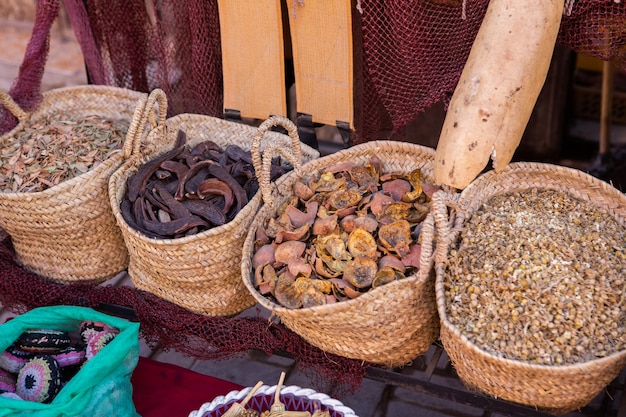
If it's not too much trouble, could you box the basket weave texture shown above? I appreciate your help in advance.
[0,85,147,283]
[109,107,319,316]
[242,138,443,367]
[432,161,626,414]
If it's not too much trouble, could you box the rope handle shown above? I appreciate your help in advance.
[251,115,304,208]
[0,89,29,124]
[128,88,168,158]
[431,190,465,265]
[120,95,148,159]
[417,211,436,272]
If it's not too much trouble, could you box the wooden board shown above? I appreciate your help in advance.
[217,0,287,120]
[286,0,354,128]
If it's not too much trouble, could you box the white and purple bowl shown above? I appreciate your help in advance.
[188,384,359,417]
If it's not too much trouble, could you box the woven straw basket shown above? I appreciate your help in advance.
[109,99,319,316]
[0,85,147,283]
[432,162,626,414]
[242,135,444,367]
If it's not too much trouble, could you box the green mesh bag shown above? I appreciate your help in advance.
[0,306,140,417]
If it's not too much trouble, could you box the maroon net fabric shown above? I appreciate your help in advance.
[357,0,490,143]
[357,0,626,143]
[63,0,224,118]
[0,234,366,397]
[2,0,625,141]
[0,0,60,134]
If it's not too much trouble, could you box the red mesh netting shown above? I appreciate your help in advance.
[0,234,367,397]
[357,0,626,143]
[0,0,59,134]
[63,0,224,117]
[2,0,625,141]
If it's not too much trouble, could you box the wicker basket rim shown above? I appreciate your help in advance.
[464,161,626,210]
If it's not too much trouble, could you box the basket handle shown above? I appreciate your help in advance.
[418,211,436,272]
[126,88,168,158]
[431,190,465,265]
[120,95,148,159]
[251,115,304,208]
[0,89,28,124]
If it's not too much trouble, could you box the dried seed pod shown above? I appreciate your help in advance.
[343,256,378,289]
[372,266,403,288]
[287,258,312,278]
[328,187,363,211]
[301,286,328,308]
[274,275,303,309]
[403,168,424,202]
[293,181,314,200]
[382,178,411,201]
[400,244,422,269]
[310,172,344,193]
[378,220,412,257]
[347,228,378,259]
[348,164,379,192]
[380,202,412,222]
[285,201,318,228]
[274,241,307,265]
[368,191,394,218]
[378,254,406,272]
[252,243,276,269]
[315,234,351,262]
[312,214,338,235]
[257,263,278,295]
[314,256,342,279]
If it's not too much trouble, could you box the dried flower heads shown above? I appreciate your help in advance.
[444,189,626,366]
[252,156,440,308]
[0,113,128,193]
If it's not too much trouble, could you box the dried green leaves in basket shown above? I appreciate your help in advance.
[432,162,626,414]
[242,135,447,367]
[0,113,129,193]
[0,86,148,283]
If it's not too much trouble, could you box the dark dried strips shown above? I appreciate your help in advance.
[128,130,187,202]
[121,128,293,239]
[181,199,226,226]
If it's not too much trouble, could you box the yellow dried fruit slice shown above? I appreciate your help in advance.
[378,220,412,257]
[347,228,378,259]
[343,256,378,289]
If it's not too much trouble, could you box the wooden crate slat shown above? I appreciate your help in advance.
[217,0,287,120]
[286,0,354,128]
